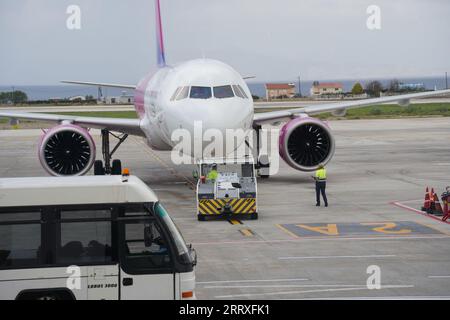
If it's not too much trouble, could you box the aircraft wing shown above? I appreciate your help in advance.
[253,89,450,125]
[61,80,136,89]
[0,111,144,136]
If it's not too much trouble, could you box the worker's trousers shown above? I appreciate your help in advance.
[316,181,328,206]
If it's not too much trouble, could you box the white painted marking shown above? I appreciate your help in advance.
[298,296,450,300]
[278,254,396,260]
[393,201,426,214]
[396,199,423,204]
[392,201,450,226]
[214,285,415,299]
[205,284,373,289]
[192,235,450,246]
[197,278,309,285]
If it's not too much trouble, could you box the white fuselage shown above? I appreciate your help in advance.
[134,59,254,158]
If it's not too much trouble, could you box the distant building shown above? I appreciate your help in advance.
[68,96,86,102]
[265,83,296,100]
[310,82,344,96]
[398,83,425,91]
[105,91,135,104]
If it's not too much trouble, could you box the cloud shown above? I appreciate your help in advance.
[0,0,449,85]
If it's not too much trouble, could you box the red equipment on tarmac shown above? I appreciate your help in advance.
[421,187,431,212]
[442,187,450,222]
[421,187,443,216]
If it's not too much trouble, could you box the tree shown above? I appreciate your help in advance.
[351,82,364,95]
[389,79,400,92]
[0,91,28,104]
[365,81,384,97]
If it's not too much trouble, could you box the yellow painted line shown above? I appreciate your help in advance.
[296,223,339,236]
[240,229,254,237]
[360,222,411,235]
[229,219,242,225]
[276,224,301,239]
[133,137,196,190]
[416,222,450,236]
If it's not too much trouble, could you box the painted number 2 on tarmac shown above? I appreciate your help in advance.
[278,221,442,238]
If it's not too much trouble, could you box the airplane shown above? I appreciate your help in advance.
[1,0,449,177]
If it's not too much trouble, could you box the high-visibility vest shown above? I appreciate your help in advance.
[315,168,327,180]
[207,170,218,181]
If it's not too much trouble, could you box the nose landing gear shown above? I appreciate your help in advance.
[94,129,128,176]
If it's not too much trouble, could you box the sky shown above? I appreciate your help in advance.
[0,0,449,85]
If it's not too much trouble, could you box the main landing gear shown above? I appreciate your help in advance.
[253,124,271,179]
[94,129,129,176]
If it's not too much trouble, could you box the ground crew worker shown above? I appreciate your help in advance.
[313,163,328,207]
[207,164,218,182]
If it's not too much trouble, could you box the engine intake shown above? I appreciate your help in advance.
[39,124,96,176]
[279,117,335,172]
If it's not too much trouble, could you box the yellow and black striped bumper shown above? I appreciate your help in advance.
[198,198,256,215]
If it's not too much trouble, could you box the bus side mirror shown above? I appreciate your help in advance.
[144,226,153,247]
[188,244,197,267]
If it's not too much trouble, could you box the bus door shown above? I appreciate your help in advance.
[86,265,119,300]
[56,207,119,300]
[119,218,175,300]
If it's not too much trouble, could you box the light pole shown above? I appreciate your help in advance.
[446,72,448,90]
[12,86,15,105]
[297,76,302,97]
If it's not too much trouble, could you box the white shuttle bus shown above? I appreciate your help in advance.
[0,175,196,300]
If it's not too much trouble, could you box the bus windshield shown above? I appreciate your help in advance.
[154,203,190,262]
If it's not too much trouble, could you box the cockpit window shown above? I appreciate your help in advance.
[214,85,235,99]
[232,85,248,99]
[232,85,243,98]
[171,86,189,101]
[173,85,247,101]
[190,86,212,99]
[238,85,248,99]
[177,86,190,100]
[170,87,182,101]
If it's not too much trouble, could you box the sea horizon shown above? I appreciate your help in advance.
[1,75,448,101]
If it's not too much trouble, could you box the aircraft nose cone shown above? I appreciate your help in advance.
[201,102,252,131]
[165,99,253,159]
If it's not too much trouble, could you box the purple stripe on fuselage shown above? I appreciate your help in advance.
[134,74,153,119]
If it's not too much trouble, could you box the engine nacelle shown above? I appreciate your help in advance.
[38,124,96,176]
[279,117,335,172]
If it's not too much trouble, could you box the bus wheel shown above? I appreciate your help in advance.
[17,290,74,300]
[112,159,122,175]
[94,160,105,175]
[37,294,59,300]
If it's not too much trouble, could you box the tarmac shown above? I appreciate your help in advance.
[1,97,450,113]
[1,117,450,299]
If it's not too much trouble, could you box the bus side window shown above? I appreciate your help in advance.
[121,221,172,274]
[56,209,113,265]
[0,211,42,269]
